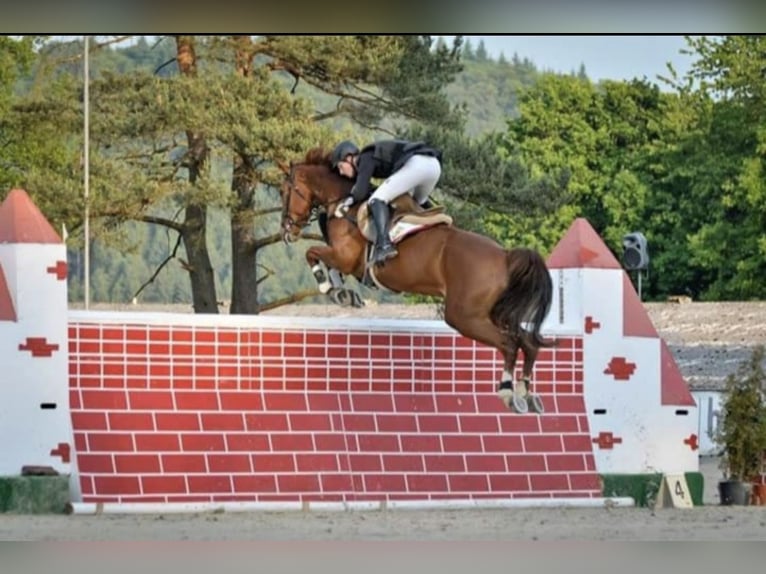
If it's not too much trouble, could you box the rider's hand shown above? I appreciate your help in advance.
[334,196,354,218]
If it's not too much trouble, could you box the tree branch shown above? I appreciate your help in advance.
[52,36,136,66]
[139,214,184,231]
[313,109,343,122]
[254,263,275,286]
[257,289,322,313]
[351,119,397,136]
[93,36,136,50]
[252,206,282,217]
[95,211,186,232]
[130,229,183,302]
[154,57,177,75]
[250,231,324,252]
[263,52,420,125]
[250,232,283,251]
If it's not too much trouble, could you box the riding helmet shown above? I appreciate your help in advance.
[330,140,359,168]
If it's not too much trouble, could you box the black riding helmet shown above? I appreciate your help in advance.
[330,140,359,169]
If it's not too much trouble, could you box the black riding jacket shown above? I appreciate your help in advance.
[349,139,442,204]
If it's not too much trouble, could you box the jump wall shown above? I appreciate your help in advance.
[68,314,597,504]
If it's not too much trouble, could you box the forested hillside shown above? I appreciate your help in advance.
[444,38,542,137]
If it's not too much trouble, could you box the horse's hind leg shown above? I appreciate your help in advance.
[443,309,528,414]
[518,334,545,414]
[496,336,531,414]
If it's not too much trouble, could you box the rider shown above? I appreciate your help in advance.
[330,139,443,266]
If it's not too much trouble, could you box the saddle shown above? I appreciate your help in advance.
[356,195,453,245]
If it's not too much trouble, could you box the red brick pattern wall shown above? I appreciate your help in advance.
[68,321,599,503]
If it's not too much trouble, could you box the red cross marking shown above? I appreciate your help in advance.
[50,442,71,463]
[604,356,637,381]
[584,316,601,334]
[684,434,699,451]
[46,261,68,281]
[19,337,59,357]
[592,432,623,450]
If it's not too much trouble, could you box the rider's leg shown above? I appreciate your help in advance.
[369,154,439,204]
[410,156,442,207]
[368,161,421,264]
[367,155,440,264]
[367,199,397,265]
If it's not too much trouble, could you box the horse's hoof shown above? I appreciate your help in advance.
[527,394,545,414]
[511,392,529,414]
[349,291,365,308]
[498,388,529,414]
[329,288,349,306]
[329,288,363,308]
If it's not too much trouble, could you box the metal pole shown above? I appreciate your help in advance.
[83,36,90,309]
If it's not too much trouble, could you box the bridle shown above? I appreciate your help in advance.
[280,161,357,242]
[281,163,320,241]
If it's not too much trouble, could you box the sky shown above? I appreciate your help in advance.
[450,36,696,85]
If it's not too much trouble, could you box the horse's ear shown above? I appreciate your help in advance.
[276,159,290,175]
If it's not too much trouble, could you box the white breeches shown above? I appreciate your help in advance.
[368,155,441,205]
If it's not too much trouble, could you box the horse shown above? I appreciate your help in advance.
[278,147,554,414]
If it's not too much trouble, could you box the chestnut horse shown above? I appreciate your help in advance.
[279,147,554,413]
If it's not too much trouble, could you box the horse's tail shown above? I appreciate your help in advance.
[490,247,554,351]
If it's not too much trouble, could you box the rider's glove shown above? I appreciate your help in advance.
[334,196,354,219]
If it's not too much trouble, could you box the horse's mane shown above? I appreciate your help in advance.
[301,147,333,169]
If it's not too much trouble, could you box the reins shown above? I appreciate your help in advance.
[282,162,355,231]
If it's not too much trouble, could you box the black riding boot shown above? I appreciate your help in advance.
[368,199,398,265]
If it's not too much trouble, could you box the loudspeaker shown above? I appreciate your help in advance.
[622,232,649,271]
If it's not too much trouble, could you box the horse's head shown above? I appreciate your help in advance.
[278,148,353,243]
[279,162,317,243]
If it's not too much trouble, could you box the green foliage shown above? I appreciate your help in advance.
[407,124,567,222]
[0,36,34,112]
[716,345,766,481]
[255,35,463,132]
[501,75,663,256]
[680,36,766,300]
[401,55,569,257]
[639,36,766,301]
[1,73,83,230]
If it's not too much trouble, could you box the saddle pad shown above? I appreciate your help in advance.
[357,201,452,243]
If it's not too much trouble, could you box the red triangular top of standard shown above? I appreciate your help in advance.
[0,189,62,244]
[546,218,621,270]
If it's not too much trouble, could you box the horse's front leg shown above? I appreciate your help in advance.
[306,245,363,307]
[306,242,362,277]
[307,245,338,294]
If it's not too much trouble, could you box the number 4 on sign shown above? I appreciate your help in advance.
[654,474,694,509]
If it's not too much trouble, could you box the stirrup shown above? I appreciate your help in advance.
[419,199,434,210]
[373,243,398,264]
